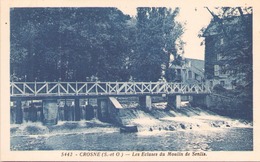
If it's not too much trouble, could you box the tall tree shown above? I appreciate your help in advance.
[10,8,131,81]
[130,7,184,81]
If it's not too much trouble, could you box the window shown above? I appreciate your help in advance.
[217,53,227,60]
[214,65,220,76]
[220,38,224,45]
[176,69,181,75]
[187,61,191,67]
[231,80,237,87]
[188,70,192,79]
[217,53,221,60]
[219,65,227,76]
[220,80,225,87]
[210,81,213,87]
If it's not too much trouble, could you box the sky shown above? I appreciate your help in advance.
[118,7,212,60]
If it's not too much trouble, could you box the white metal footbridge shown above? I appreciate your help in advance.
[10,82,211,98]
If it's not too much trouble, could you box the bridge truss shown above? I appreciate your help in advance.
[10,82,211,98]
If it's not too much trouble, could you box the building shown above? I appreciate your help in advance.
[202,14,252,90]
[170,58,205,83]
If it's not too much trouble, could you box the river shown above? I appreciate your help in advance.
[10,105,253,151]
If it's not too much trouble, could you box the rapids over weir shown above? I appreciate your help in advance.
[10,102,253,151]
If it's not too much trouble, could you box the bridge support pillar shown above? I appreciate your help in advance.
[206,95,211,108]
[74,98,81,121]
[43,99,58,125]
[97,98,110,122]
[139,95,152,111]
[85,105,94,120]
[191,95,211,108]
[15,99,23,124]
[167,95,181,109]
[29,102,37,122]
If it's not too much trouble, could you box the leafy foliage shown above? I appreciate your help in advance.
[10,7,183,82]
[130,7,184,81]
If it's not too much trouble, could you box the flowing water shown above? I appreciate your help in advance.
[10,105,253,151]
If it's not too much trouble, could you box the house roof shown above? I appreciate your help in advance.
[185,58,204,77]
[170,58,205,77]
[186,58,204,70]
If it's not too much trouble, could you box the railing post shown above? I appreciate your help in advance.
[125,82,127,94]
[76,81,78,95]
[46,82,49,94]
[107,82,110,94]
[141,82,144,94]
[85,82,88,95]
[23,83,25,95]
[149,82,151,93]
[11,82,14,96]
[58,82,60,96]
[34,81,36,96]
[116,81,118,94]
[133,82,136,94]
[95,82,98,95]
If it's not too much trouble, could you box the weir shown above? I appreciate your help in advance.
[10,94,211,125]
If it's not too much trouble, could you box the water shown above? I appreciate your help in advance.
[10,106,253,151]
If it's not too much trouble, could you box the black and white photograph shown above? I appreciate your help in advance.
[1,0,259,161]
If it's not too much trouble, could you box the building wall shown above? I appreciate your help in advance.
[204,17,251,90]
[206,78,234,90]
[204,35,235,89]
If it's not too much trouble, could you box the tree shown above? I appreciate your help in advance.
[10,8,131,81]
[130,7,184,81]
[10,7,184,82]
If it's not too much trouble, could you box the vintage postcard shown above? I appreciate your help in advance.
[1,0,260,161]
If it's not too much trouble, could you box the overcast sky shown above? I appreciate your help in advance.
[118,7,212,60]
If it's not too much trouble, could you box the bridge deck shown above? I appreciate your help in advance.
[10,82,211,99]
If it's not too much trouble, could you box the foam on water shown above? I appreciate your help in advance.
[121,105,252,134]
[10,104,252,137]
[11,119,118,137]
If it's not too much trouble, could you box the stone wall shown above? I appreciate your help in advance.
[191,94,252,121]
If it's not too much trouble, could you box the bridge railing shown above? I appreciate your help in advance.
[10,82,211,97]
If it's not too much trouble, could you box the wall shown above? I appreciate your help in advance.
[192,94,252,121]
